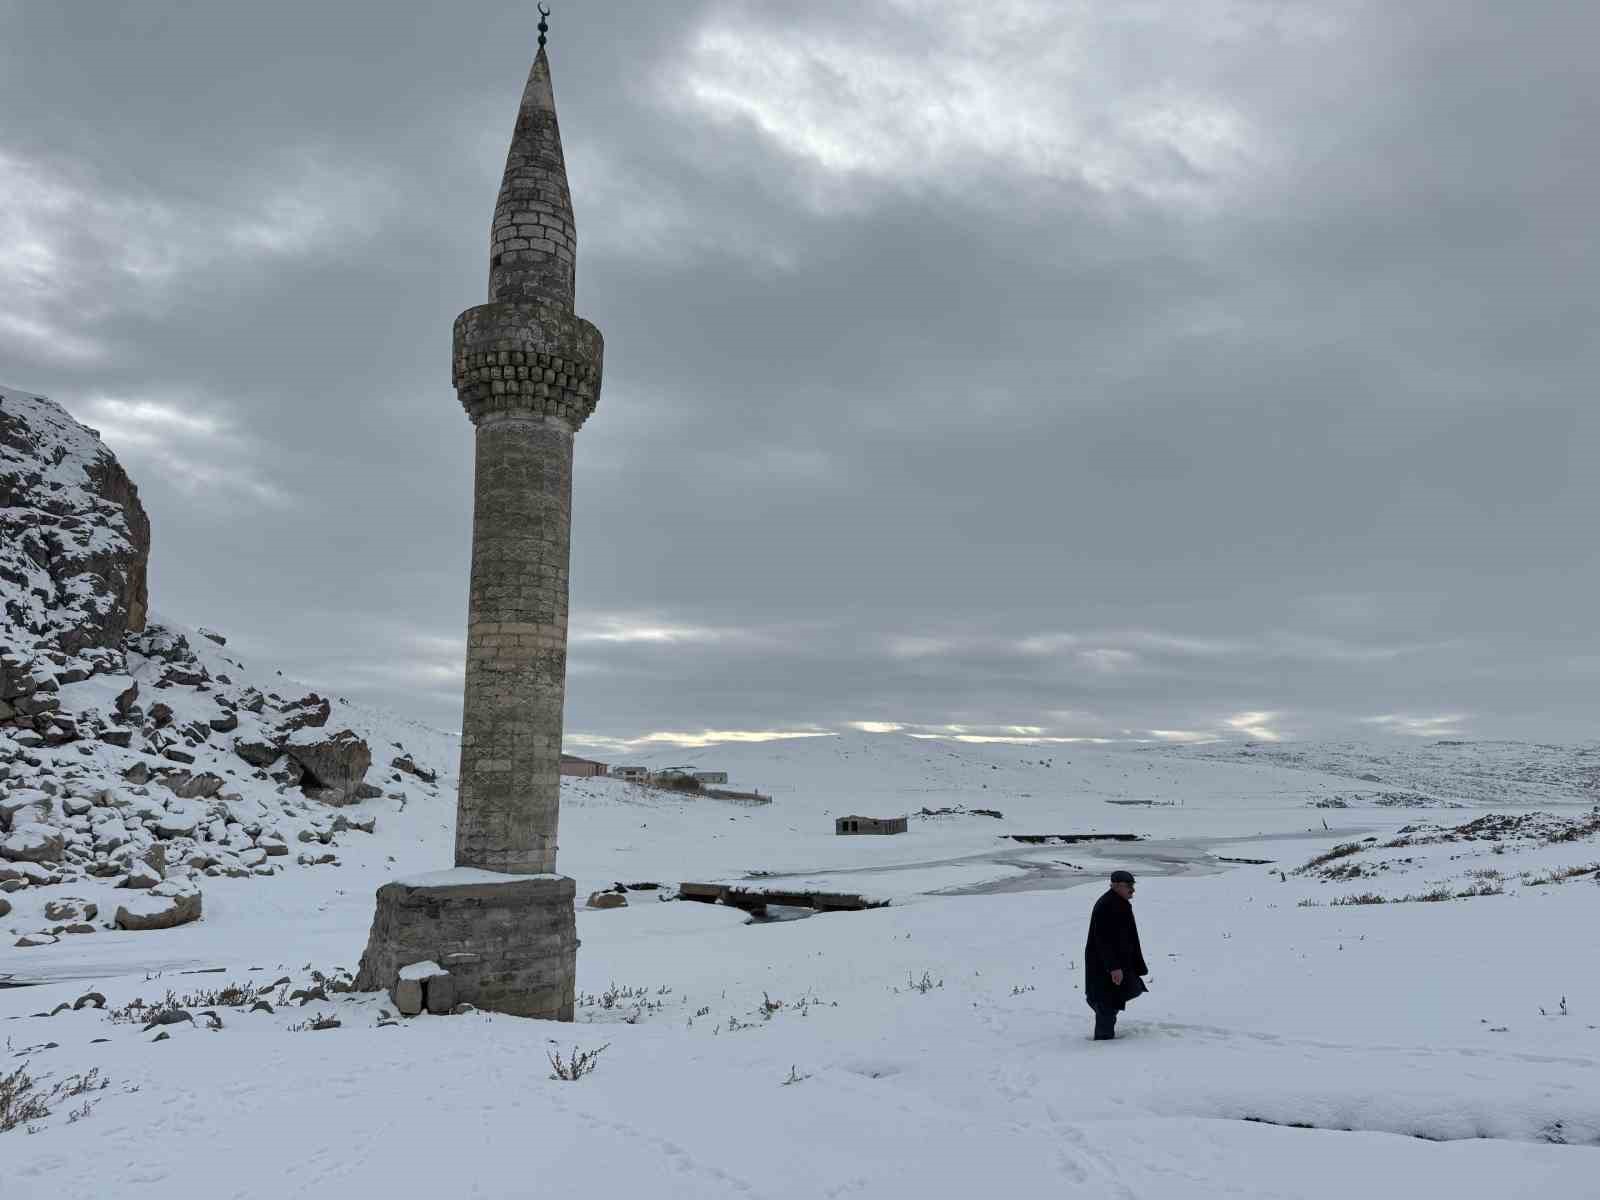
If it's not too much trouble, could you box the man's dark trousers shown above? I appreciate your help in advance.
[1093,1003,1118,1040]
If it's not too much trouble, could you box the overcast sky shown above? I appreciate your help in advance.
[3,0,1596,750]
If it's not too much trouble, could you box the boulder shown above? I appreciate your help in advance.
[233,736,282,768]
[141,842,167,876]
[114,681,140,715]
[286,729,372,805]
[161,771,224,800]
[1,791,47,830]
[15,933,58,947]
[279,694,332,732]
[390,754,438,784]
[13,692,60,716]
[114,882,202,930]
[163,664,209,687]
[209,712,239,734]
[153,801,205,839]
[2,826,63,864]
[118,865,162,889]
[0,895,9,918]
[0,655,39,701]
[62,794,93,817]
[10,861,56,885]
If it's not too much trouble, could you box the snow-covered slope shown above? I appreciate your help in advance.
[0,386,456,956]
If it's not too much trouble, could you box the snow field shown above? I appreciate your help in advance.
[5,658,1599,1197]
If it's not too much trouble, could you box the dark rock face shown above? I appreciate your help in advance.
[0,386,150,656]
[279,694,332,732]
[233,736,283,768]
[286,729,373,805]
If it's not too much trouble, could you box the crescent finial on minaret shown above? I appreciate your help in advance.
[538,4,550,48]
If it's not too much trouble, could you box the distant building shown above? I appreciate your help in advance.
[835,815,908,835]
[612,766,650,782]
[692,770,728,785]
[559,754,608,778]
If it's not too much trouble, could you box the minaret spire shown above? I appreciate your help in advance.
[488,13,575,308]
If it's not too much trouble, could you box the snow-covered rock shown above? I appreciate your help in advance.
[285,727,373,805]
[153,799,207,839]
[114,880,202,930]
[2,824,64,863]
[0,385,149,658]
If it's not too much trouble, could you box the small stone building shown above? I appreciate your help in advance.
[559,754,608,778]
[612,766,650,782]
[835,815,908,835]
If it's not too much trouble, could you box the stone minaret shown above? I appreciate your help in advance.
[356,17,598,1021]
[451,28,603,875]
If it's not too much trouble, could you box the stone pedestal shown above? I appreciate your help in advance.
[354,871,576,1020]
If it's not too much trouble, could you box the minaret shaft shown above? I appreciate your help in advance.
[454,416,574,875]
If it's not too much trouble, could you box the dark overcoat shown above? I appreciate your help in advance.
[1083,889,1149,1011]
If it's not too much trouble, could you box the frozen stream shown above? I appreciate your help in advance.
[739,826,1374,900]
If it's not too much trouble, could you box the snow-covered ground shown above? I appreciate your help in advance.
[4,681,1598,1196]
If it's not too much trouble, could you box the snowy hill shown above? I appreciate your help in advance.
[0,386,456,957]
[1157,736,1600,807]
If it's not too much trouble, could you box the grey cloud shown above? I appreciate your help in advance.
[1,0,1594,744]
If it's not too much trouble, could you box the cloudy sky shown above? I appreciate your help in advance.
[3,0,1596,749]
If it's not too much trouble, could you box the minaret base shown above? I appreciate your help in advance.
[355,872,576,1020]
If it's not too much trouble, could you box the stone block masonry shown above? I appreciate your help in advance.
[454,414,575,876]
[355,874,576,1020]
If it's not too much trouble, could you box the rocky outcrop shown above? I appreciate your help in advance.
[0,386,149,657]
[0,384,413,920]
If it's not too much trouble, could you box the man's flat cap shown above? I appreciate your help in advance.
[1110,870,1136,884]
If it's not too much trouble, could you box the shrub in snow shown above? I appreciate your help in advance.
[548,1044,609,1081]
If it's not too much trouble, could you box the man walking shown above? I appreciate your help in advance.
[1084,869,1148,1040]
